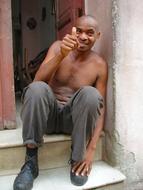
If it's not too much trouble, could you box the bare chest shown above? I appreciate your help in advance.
[50,58,98,90]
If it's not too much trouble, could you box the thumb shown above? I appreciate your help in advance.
[72,27,77,36]
[72,27,79,48]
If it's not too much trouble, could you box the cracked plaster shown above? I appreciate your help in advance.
[111,0,143,189]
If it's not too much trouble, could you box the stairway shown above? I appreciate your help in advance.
[0,127,125,190]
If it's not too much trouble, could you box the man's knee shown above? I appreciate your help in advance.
[79,86,104,112]
[24,81,51,100]
[80,86,103,102]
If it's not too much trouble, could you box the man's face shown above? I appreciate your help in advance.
[75,17,100,52]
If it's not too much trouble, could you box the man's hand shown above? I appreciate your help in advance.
[60,27,78,57]
[72,146,95,176]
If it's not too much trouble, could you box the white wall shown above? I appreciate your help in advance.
[112,0,143,189]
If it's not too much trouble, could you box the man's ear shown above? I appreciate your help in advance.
[96,32,101,39]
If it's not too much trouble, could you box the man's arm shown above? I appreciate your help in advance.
[34,28,78,82]
[86,59,108,150]
[72,59,108,176]
[34,41,64,82]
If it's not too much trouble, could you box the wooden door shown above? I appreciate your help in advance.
[0,0,16,129]
[56,0,85,40]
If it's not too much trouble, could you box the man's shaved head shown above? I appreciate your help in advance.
[75,15,99,32]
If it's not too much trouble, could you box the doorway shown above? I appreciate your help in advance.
[11,0,85,127]
[11,0,85,93]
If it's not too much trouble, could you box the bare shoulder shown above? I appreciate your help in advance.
[41,40,62,65]
[48,40,62,54]
[90,52,108,96]
[91,51,108,75]
[44,40,62,61]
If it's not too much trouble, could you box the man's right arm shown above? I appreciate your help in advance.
[34,41,64,82]
[34,27,78,82]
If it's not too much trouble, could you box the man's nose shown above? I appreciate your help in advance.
[79,32,88,40]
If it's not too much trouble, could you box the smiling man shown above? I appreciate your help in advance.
[14,15,108,190]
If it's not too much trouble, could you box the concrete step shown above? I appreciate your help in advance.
[0,128,103,175]
[0,161,125,190]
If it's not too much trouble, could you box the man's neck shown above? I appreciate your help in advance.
[72,49,92,60]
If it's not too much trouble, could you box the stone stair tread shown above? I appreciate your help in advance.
[0,128,104,148]
[0,128,71,148]
[0,161,125,190]
[0,129,103,173]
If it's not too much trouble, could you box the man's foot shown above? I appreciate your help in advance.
[70,160,88,186]
[13,155,39,190]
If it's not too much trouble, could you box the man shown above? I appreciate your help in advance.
[13,15,108,190]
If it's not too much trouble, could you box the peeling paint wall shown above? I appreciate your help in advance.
[85,0,143,189]
[112,0,143,189]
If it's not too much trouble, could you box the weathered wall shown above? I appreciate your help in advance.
[112,0,143,189]
[85,0,143,189]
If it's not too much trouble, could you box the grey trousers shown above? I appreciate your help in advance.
[21,81,103,161]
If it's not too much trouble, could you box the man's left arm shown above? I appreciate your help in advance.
[85,59,108,170]
[72,60,108,176]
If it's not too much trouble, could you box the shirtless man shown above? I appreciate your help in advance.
[13,15,108,190]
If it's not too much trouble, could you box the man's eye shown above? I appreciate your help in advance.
[87,32,94,36]
[76,29,82,33]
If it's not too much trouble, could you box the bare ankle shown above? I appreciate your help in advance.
[27,144,37,149]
